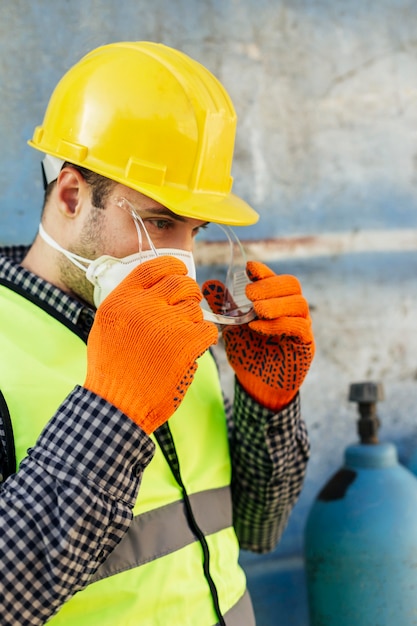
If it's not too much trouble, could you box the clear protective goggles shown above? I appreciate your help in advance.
[118,197,256,326]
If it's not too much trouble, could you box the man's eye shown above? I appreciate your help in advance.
[148,219,172,230]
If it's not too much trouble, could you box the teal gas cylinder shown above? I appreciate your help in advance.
[304,382,417,626]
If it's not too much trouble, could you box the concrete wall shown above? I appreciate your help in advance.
[1,1,417,624]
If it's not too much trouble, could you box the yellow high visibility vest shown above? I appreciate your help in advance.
[0,284,252,625]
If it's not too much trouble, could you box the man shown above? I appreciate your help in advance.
[0,42,314,625]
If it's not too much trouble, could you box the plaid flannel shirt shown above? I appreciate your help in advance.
[0,245,310,625]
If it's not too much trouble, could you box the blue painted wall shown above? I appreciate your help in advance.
[1,2,417,624]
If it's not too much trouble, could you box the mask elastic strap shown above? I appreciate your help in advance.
[38,223,91,272]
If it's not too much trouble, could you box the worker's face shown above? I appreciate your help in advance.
[58,183,208,307]
[45,172,252,319]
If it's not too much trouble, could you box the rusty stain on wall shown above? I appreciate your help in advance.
[194,228,417,265]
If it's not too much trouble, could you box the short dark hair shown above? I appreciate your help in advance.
[42,162,115,211]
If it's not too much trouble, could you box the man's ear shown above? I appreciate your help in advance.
[56,166,88,218]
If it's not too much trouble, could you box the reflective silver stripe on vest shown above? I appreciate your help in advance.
[92,485,232,583]
[221,590,256,626]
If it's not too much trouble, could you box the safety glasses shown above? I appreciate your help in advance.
[117,197,255,326]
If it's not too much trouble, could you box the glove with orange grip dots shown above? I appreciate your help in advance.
[84,256,218,434]
[202,261,315,411]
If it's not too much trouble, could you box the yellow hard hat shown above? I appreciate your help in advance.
[29,41,258,226]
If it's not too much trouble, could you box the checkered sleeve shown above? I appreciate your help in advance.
[0,386,155,626]
[229,380,310,553]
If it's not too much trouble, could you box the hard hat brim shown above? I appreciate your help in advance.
[126,181,259,226]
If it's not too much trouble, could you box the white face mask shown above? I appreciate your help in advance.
[38,223,196,308]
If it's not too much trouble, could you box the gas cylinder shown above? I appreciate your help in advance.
[304,381,417,626]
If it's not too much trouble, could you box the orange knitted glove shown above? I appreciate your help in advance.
[84,256,218,434]
[202,261,314,411]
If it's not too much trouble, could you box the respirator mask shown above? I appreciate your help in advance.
[38,196,255,326]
